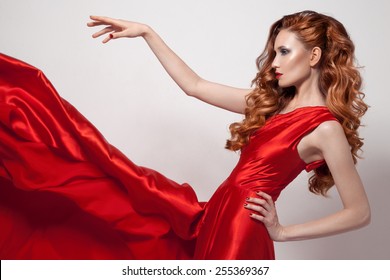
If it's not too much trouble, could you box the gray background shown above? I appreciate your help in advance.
[1,0,389,259]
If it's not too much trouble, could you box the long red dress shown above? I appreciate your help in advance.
[0,53,337,259]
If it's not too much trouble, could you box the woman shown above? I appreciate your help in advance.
[0,10,369,259]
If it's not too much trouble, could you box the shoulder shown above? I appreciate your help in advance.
[312,120,349,151]
[315,120,344,137]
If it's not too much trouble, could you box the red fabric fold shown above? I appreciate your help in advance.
[0,53,204,259]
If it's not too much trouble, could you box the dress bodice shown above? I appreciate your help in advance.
[224,107,337,200]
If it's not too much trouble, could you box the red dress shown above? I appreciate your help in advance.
[0,54,337,259]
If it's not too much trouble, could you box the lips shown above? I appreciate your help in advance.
[275,72,283,79]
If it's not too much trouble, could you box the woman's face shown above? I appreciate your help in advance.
[272,29,312,88]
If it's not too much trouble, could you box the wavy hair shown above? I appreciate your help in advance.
[225,10,368,195]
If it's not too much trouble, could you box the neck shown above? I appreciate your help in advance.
[289,72,325,108]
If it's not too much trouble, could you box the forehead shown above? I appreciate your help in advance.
[274,29,304,49]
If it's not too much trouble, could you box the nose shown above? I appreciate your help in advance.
[272,56,279,69]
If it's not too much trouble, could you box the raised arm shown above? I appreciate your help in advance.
[88,16,251,114]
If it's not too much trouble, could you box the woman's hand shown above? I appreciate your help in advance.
[244,191,287,242]
[87,15,149,43]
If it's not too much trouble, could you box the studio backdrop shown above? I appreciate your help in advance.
[1,0,389,259]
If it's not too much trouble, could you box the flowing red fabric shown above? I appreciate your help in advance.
[0,54,203,259]
[0,53,337,259]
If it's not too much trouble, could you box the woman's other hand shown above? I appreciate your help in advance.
[244,191,287,241]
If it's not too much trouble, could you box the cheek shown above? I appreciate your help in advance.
[289,52,310,71]
[282,54,311,84]
[280,70,309,88]
[290,64,310,78]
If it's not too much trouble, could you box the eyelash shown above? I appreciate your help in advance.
[280,49,289,55]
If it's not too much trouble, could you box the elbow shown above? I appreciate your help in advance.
[354,206,371,229]
[185,88,196,97]
[360,208,371,227]
[360,200,371,227]
[185,77,203,98]
[343,205,371,232]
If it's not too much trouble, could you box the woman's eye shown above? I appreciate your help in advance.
[280,49,289,55]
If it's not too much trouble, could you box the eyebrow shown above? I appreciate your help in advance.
[274,45,288,51]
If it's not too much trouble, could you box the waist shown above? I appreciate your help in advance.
[216,179,283,201]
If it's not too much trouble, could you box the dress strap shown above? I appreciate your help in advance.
[305,159,326,172]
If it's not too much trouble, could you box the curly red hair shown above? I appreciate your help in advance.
[226,10,368,195]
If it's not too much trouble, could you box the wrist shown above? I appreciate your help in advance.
[279,226,289,242]
[267,223,289,242]
[275,225,289,242]
[279,225,302,242]
[142,25,154,39]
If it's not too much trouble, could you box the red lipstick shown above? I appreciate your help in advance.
[275,72,283,79]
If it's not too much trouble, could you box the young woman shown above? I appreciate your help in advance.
[0,10,370,259]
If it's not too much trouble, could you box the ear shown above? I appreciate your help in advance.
[309,47,322,67]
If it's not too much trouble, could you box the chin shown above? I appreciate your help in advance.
[277,81,293,88]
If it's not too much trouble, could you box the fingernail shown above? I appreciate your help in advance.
[245,197,249,201]
[109,34,114,39]
[244,203,248,207]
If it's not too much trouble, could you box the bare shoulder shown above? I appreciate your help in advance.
[315,120,344,137]
[312,120,349,150]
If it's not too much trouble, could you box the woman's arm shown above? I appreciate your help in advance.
[88,16,250,114]
[245,121,371,241]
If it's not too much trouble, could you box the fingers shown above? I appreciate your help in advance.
[88,16,117,43]
[244,191,275,220]
[100,30,128,43]
[256,191,273,202]
[88,15,127,43]
[87,21,106,27]
[244,203,267,219]
[92,27,113,38]
[87,16,118,31]
[248,212,265,222]
[89,15,116,25]
[110,30,127,39]
[246,192,273,210]
[101,35,112,44]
